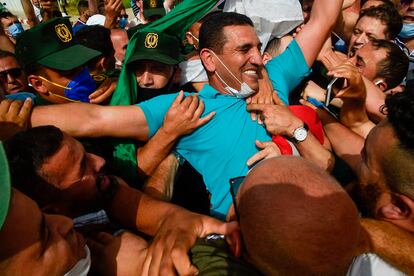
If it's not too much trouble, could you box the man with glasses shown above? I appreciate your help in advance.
[0,51,30,95]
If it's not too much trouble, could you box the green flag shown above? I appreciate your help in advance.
[109,0,223,187]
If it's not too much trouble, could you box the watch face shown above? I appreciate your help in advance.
[294,127,308,142]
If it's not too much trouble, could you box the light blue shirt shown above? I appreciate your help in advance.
[138,40,310,219]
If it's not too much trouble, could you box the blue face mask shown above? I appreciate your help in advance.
[8,22,24,39]
[39,67,96,103]
[399,23,414,39]
[119,17,128,29]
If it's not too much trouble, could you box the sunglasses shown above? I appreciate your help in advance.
[229,176,245,222]
[0,68,23,80]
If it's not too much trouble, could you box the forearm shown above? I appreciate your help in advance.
[137,128,179,178]
[107,182,194,236]
[21,0,40,26]
[298,0,344,67]
[317,108,363,172]
[359,219,414,274]
[143,154,179,201]
[30,104,149,140]
[0,29,15,52]
[340,100,375,138]
[295,134,335,172]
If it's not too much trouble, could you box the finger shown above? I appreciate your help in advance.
[192,98,205,119]
[246,103,266,113]
[147,241,168,276]
[171,244,198,276]
[255,140,266,149]
[250,110,257,121]
[197,111,215,126]
[272,93,284,106]
[0,100,13,115]
[246,150,268,167]
[7,100,24,118]
[186,93,199,114]
[245,97,252,104]
[89,86,115,103]
[18,98,33,119]
[171,91,184,107]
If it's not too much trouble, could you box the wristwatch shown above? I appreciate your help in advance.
[291,123,309,143]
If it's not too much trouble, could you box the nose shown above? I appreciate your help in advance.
[355,33,368,46]
[88,153,105,173]
[140,71,154,87]
[250,47,264,67]
[7,72,15,83]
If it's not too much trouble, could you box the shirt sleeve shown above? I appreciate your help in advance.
[266,39,311,105]
[136,93,179,138]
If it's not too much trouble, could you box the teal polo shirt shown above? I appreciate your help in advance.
[137,39,310,219]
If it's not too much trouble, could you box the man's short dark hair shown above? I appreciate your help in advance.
[5,126,64,207]
[358,5,402,40]
[77,0,89,14]
[372,39,409,89]
[0,11,14,19]
[386,80,414,150]
[199,12,254,54]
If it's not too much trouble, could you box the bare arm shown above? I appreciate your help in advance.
[317,107,364,173]
[296,0,344,67]
[30,103,150,140]
[106,178,240,275]
[20,0,40,27]
[358,219,414,274]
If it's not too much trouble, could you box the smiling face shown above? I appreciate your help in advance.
[211,25,263,94]
[0,189,86,275]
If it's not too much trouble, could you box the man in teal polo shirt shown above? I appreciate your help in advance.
[30,0,344,219]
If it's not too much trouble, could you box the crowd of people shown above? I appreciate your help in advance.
[0,0,413,275]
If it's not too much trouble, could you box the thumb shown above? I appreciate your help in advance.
[255,140,266,149]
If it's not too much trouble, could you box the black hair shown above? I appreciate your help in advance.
[385,80,414,150]
[358,5,402,40]
[5,126,64,207]
[77,0,89,13]
[75,25,114,58]
[199,12,254,54]
[0,11,14,19]
[371,39,409,89]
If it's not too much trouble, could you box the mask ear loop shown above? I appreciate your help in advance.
[209,50,243,86]
[47,91,80,102]
[38,76,72,90]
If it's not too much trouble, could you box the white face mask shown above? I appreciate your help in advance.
[179,59,208,85]
[210,50,256,99]
[64,245,91,276]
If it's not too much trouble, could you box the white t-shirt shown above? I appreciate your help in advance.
[347,253,406,276]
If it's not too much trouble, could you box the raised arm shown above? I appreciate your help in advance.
[30,103,150,141]
[296,0,344,67]
[20,0,40,27]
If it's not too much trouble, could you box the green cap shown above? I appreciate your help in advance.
[0,142,11,231]
[15,17,101,71]
[127,30,183,66]
[143,0,166,19]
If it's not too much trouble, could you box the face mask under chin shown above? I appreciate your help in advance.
[209,50,256,99]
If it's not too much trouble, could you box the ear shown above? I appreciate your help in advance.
[373,77,388,92]
[262,52,272,65]
[28,74,48,95]
[379,194,413,220]
[199,48,216,73]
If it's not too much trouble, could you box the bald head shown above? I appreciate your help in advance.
[237,157,360,275]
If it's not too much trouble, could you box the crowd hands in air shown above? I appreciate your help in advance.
[0,0,414,275]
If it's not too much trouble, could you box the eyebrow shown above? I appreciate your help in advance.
[235,42,262,51]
